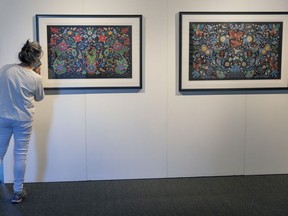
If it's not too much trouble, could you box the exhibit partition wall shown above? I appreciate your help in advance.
[1,0,288,183]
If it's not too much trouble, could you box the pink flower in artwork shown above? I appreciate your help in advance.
[74,34,82,42]
[113,42,123,51]
[57,41,68,52]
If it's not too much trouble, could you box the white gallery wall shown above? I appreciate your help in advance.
[1,0,288,183]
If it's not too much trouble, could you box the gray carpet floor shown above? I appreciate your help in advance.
[1,174,288,216]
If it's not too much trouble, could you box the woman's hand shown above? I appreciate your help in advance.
[33,66,41,74]
[33,60,42,74]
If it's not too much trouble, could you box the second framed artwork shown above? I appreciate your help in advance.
[36,14,142,89]
[179,12,288,90]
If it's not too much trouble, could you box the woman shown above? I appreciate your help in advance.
[0,40,45,203]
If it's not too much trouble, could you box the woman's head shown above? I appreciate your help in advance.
[18,40,42,67]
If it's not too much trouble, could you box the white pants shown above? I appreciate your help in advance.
[0,117,32,193]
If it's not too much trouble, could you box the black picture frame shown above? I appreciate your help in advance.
[179,12,288,91]
[36,14,142,89]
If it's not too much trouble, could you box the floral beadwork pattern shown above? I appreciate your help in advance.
[189,22,282,80]
[47,25,132,79]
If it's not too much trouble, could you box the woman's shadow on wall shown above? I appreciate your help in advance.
[32,88,87,182]
[32,89,55,182]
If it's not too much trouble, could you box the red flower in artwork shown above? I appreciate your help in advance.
[124,37,130,46]
[74,34,82,42]
[50,27,60,34]
[50,38,57,46]
[229,30,244,48]
[121,28,129,34]
[99,35,106,42]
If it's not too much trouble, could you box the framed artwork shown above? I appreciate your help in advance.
[36,14,142,89]
[179,12,288,90]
